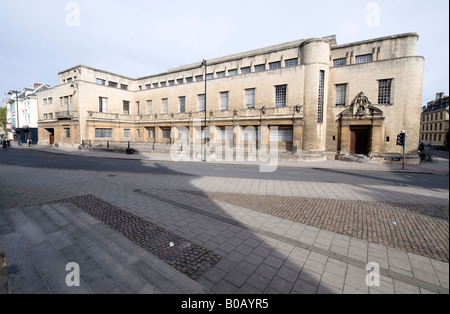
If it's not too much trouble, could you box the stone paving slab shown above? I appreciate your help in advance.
[129,188,449,294]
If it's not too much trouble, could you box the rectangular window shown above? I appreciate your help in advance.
[269,61,281,70]
[198,94,206,112]
[270,127,293,143]
[177,78,184,85]
[333,58,347,67]
[96,78,106,85]
[275,85,287,108]
[162,129,171,139]
[254,64,265,72]
[136,101,140,116]
[195,75,203,82]
[99,97,108,113]
[285,58,299,67]
[146,84,152,90]
[318,70,325,123]
[246,89,256,109]
[169,80,175,86]
[355,54,373,64]
[48,97,53,104]
[43,113,48,120]
[49,113,53,119]
[109,81,118,88]
[206,73,214,80]
[123,101,130,115]
[64,128,71,138]
[217,71,225,78]
[241,67,251,74]
[124,129,131,139]
[147,100,153,115]
[120,84,128,90]
[186,77,193,83]
[162,98,168,114]
[179,96,186,113]
[335,84,347,107]
[95,128,113,138]
[378,79,392,104]
[228,69,237,76]
[43,98,47,105]
[220,92,229,111]
[153,83,159,88]
[148,129,155,139]
[160,82,167,87]
[440,123,443,131]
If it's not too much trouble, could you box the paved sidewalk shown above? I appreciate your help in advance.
[1,145,448,294]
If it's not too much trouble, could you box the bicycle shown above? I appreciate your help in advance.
[419,152,438,163]
[78,143,92,151]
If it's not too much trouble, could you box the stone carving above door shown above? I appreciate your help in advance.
[340,92,383,119]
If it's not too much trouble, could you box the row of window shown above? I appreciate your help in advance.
[94,126,294,142]
[422,123,444,132]
[98,85,289,116]
[334,79,392,107]
[333,54,373,67]
[421,133,444,142]
[96,79,129,90]
[422,111,445,122]
[95,59,299,92]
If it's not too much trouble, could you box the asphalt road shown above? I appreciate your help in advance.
[1,149,448,191]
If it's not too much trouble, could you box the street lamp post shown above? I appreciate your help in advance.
[8,90,20,145]
[202,60,207,162]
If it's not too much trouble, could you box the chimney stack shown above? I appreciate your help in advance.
[436,92,445,100]
[34,83,42,89]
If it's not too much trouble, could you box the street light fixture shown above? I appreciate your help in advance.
[201,60,207,162]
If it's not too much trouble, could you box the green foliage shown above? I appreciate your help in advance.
[0,106,7,136]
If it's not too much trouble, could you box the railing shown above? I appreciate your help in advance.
[55,111,78,120]
[85,105,303,123]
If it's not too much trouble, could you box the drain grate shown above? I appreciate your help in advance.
[49,195,222,280]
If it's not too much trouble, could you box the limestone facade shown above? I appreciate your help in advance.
[420,93,449,149]
[37,33,424,163]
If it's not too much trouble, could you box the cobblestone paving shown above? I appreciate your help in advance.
[48,195,222,280]
[188,191,449,263]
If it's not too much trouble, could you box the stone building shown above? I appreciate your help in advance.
[420,93,449,149]
[37,33,424,163]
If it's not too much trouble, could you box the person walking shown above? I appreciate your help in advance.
[28,138,31,147]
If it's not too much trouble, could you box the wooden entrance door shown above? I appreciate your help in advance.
[350,128,370,154]
[50,134,55,145]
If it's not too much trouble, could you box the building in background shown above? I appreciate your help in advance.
[37,33,424,163]
[6,84,50,144]
[420,93,449,150]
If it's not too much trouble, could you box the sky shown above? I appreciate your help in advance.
[0,0,448,106]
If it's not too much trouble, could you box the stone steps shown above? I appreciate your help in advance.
[0,203,209,294]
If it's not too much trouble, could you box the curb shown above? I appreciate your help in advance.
[0,241,8,294]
